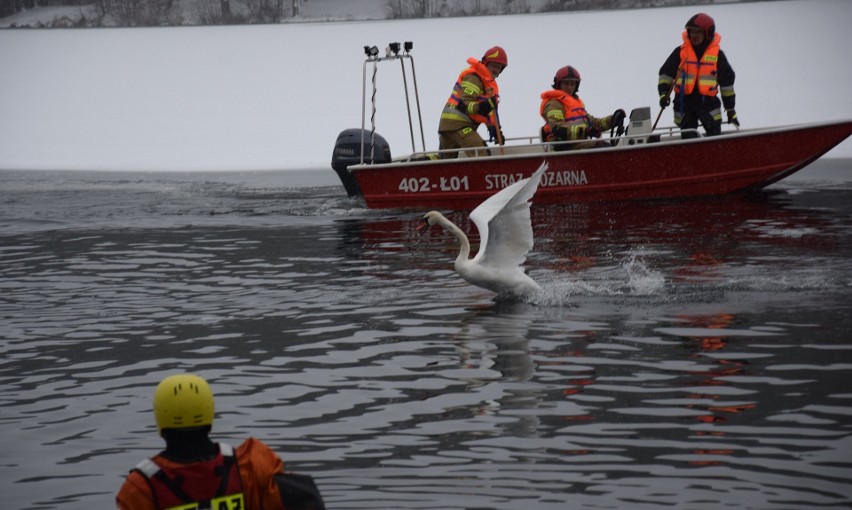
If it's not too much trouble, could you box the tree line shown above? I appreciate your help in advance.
[1,0,745,28]
[0,0,302,26]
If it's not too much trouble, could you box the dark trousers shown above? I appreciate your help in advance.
[675,93,722,139]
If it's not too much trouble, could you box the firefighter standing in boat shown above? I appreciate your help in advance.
[658,12,738,138]
[116,373,325,510]
[438,46,507,158]
[540,65,626,151]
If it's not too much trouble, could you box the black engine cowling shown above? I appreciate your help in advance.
[331,129,392,197]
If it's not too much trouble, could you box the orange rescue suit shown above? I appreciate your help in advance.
[134,443,244,510]
[116,438,289,510]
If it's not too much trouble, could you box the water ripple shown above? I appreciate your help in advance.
[1,169,851,509]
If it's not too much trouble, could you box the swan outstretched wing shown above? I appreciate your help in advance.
[470,162,548,269]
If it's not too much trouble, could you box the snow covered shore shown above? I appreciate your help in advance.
[1,0,850,171]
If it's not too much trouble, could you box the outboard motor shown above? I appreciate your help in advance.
[331,128,392,197]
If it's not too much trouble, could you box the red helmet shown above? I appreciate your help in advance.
[685,13,715,39]
[481,46,508,67]
[553,65,581,91]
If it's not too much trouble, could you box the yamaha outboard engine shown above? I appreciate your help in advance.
[331,128,392,197]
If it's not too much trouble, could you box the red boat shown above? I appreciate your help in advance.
[331,43,852,210]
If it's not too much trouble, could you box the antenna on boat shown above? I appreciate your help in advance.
[360,41,425,165]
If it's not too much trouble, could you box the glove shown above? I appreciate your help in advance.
[659,94,670,108]
[552,125,569,140]
[587,125,602,139]
[476,99,494,116]
[487,125,504,144]
[611,109,626,128]
[727,109,739,127]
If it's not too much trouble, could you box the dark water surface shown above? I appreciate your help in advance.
[1,161,851,510]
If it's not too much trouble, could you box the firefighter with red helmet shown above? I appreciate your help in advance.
[116,374,325,510]
[658,13,738,138]
[540,65,626,151]
[438,46,507,158]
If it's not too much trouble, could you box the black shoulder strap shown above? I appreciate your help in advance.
[153,470,194,503]
[214,443,239,497]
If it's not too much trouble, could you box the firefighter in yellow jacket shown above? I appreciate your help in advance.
[540,65,625,151]
[116,374,325,510]
[658,13,738,138]
[438,46,507,158]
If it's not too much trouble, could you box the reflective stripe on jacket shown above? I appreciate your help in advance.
[133,443,244,510]
[439,58,499,130]
[676,32,721,97]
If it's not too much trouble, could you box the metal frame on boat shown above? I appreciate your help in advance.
[331,42,852,210]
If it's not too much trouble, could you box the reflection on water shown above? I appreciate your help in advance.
[0,165,851,509]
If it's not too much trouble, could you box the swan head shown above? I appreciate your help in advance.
[417,210,443,233]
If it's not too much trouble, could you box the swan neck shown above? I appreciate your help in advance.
[440,216,471,261]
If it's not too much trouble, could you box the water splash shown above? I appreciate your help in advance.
[534,250,666,306]
[623,251,666,295]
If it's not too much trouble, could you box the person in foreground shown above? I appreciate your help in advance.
[540,65,625,150]
[116,373,325,510]
[438,45,508,158]
[417,162,548,300]
[658,12,738,138]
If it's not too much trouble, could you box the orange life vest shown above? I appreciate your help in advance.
[539,90,588,139]
[443,58,499,126]
[677,32,721,97]
[133,443,245,510]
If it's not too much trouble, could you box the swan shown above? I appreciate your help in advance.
[418,162,548,299]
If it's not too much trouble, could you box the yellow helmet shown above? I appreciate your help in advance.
[153,374,215,431]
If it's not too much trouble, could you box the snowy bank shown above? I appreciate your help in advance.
[0,0,850,171]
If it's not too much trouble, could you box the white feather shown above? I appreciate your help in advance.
[420,161,548,299]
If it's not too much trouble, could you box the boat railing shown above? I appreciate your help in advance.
[388,130,672,163]
[373,125,719,165]
[649,125,702,141]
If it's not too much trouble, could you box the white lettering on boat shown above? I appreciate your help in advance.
[395,170,588,194]
[398,175,469,193]
[543,169,588,187]
[485,173,524,190]
[485,170,589,190]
